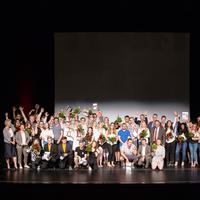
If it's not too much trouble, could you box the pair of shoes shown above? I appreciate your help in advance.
[24,165,30,169]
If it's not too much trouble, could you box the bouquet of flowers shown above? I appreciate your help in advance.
[166,132,173,140]
[58,111,65,118]
[77,124,84,135]
[98,134,106,143]
[102,124,108,131]
[140,130,148,139]
[177,135,186,144]
[108,135,116,143]
[115,115,122,123]
[70,107,81,118]
[151,142,157,151]
[86,144,92,155]
[186,132,194,139]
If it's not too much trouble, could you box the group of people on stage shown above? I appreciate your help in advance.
[2,104,200,171]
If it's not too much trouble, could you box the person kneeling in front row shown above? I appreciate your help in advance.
[58,136,73,170]
[120,138,138,168]
[74,140,87,169]
[151,139,165,170]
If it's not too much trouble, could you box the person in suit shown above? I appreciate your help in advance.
[58,136,73,170]
[137,138,151,168]
[151,139,165,170]
[41,136,58,169]
[150,120,166,146]
[148,113,158,133]
[15,123,30,169]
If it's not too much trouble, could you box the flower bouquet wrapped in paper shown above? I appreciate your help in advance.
[98,134,106,143]
[108,135,116,143]
[166,132,173,140]
[177,135,186,144]
[140,130,148,139]
[186,132,194,139]
[151,142,157,152]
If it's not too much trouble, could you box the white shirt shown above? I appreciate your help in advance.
[40,129,54,142]
[141,145,146,156]
[21,131,26,145]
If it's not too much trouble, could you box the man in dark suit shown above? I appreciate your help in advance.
[148,113,158,133]
[150,120,166,146]
[137,138,151,168]
[58,136,73,170]
[41,136,59,169]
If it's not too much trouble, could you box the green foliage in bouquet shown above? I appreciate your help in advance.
[140,130,148,138]
[88,109,94,115]
[78,124,84,135]
[177,135,186,143]
[151,143,157,151]
[102,124,108,131]
[99,134,106,143]
[108,136,116,143]
[185,132,193,139]
[70,107,81,118]
[58,111,65,118]
[115,115,122,123]
[73,107,81,114]
[86,144,92,155]
[25,128,32,136]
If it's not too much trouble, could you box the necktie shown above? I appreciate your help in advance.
[153,128,157,142]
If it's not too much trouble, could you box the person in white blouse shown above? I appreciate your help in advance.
[40,123,54,149]
[63,121,75,146]
[165,120,176,167]
[138,121,150,145]
[128,117,139,148]
[151,139,165,170]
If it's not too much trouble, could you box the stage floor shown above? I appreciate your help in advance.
[1,167,200,184]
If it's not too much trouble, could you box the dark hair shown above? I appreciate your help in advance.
[161,115,166,119]
[125,115,129,118]
[141,138,147,142]
[165,120,173,131]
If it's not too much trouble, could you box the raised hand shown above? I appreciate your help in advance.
[12,106,17,112]
[41,108,44,113]
[35,104,40,110]
[19,106,24,111]
[45,112,49,117]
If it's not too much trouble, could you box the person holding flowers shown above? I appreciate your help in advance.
[165,120,176,167]
[188,123,199,167]
[175,123,188,167]
[151,139,165,170]
[138,121,150,145]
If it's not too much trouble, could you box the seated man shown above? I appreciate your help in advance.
[151,139,165,170]
[74,140,87,169]
[120,138,138,168]
[58,136,73,170]
[41,136,59,169]
[137,138,151,168]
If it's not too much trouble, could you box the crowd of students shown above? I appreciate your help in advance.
[2,104,200,171]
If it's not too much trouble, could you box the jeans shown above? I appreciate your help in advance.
[175,141,187,162]
[189,143,198,162]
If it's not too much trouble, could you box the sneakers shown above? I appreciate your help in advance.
[88,166,92,171]
[174,162,178,167]
[69,166,73,171]
[19,165,23,169]
[181,162,184,167]
[24,165,30,169]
